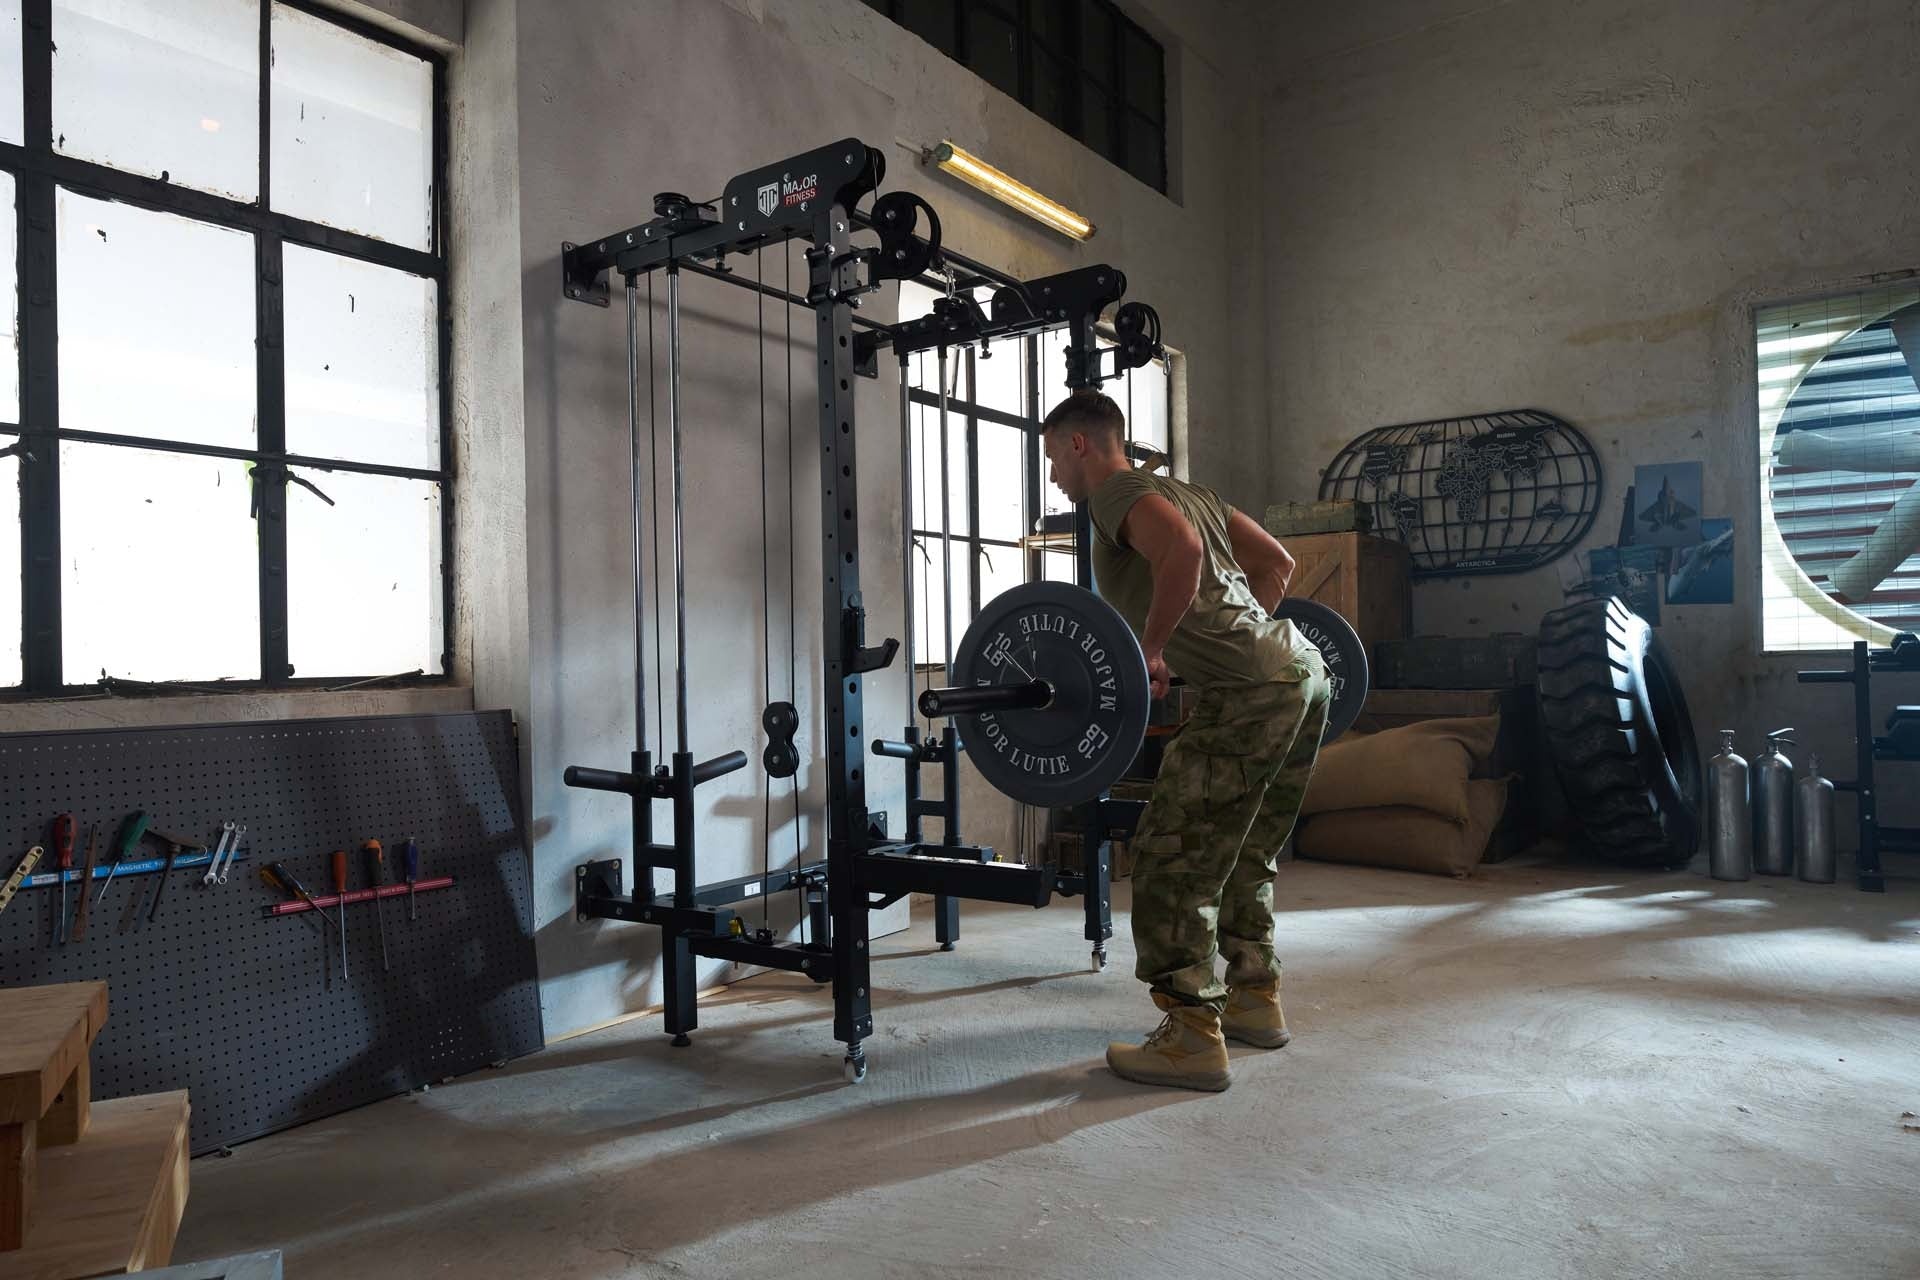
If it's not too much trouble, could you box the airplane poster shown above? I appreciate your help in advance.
[1632,460,1703,548]
[1668,518,1734,605]
[1589,544,1665,624]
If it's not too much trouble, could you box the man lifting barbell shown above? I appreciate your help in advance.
[1041,391,1332,1092]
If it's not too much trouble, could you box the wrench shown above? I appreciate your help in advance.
[217,824,246,884]
[203,822,236,886]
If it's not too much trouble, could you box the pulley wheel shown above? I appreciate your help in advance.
[1270,598,1370,743]
[948,582,1150,808]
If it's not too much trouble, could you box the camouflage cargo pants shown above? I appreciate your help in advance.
[1130,656,1331,1011]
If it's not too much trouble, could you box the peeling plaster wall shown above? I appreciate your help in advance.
[1261,0,1920,838]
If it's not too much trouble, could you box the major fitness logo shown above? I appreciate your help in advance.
[755,173,821,219]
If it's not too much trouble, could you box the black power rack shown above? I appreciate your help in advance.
[558,138,1163,1081]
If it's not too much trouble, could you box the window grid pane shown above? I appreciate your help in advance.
[0,3,22,146]
[52,0,261,201]
[270,1,434,250]
[59,443,260,682]
[287,471,444,677]
[0,455,18,686]
[283,244,440,470]
[57,189,257,449]
[0,169,16,421]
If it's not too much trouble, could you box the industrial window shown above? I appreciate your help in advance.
[1758,284,1920,652]
[860,0,1168,193]
[899,280,1173,667]
[0,0,448,693]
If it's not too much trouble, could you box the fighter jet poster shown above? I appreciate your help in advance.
[1668,518,1734,605]
[1631,461,1704,548]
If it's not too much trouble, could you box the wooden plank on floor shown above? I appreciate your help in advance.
[0,1091,189,1280]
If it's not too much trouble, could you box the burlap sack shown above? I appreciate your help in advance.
[1294,778,1509,878]
[1300,715,1501,823]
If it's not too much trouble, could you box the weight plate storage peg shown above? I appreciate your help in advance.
[1268,598,1370,743]
[931,582,1151,808]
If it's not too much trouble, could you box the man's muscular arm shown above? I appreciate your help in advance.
[1118,494,1203,696]
[1226,511,1295,613]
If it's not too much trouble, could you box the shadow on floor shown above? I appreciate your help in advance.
[218,1054,1197,1267]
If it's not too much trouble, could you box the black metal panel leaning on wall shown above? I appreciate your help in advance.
[0,712,543,1155]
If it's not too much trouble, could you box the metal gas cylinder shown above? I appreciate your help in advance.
[1752,728,1796,875]
[1707,729,1752,881]
[1795,753,1837,884]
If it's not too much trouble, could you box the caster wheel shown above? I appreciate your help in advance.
[939,941,956,952]
[843,1055,868,1084]
[670,1033,691,1048]
[1090,949,1109,973]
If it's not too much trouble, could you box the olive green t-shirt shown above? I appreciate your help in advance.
[1088,468,1307,688]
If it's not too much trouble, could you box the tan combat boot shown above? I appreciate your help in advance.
[1221,980,1290,1049]
[1106,993,1231,1092]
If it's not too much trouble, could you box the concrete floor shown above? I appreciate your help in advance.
[175,859,1920,1279]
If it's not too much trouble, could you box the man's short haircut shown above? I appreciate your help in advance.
[1042,390,1126,446]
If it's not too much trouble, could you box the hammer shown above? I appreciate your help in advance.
[144,827,207,924]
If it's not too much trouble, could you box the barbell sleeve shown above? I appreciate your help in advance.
[918,680,1054,718]
[691,750,751,786]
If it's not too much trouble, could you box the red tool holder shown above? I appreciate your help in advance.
[263,877,454,917]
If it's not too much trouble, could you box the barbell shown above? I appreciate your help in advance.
[908,582,1371,808]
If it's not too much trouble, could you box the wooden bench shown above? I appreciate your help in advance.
[0,983,107,1252]
[0,982,190,1278]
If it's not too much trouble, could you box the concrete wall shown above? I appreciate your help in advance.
[1259,0,1920,832]
[511,0,1260,1035]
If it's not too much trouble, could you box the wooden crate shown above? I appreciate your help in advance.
[1374,633,1538,690]
[1280,532,1411,649]
[1263,499,1372,537]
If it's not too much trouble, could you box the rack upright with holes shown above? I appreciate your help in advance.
[1797,639,1920,892]
[560,138,1164,1082]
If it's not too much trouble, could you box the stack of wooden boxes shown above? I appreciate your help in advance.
[1,982,190,1279]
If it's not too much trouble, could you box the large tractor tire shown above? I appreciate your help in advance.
[1536,597,1702,867]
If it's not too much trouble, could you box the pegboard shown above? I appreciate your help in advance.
[0,711,543,1155]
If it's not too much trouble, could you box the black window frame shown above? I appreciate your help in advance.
[862,0,1168,194]
[1,0,452,697]
[905,342,1033,670]
[901,288,1176,671]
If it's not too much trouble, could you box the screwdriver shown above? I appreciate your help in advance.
[50,814,75,945]
[261,861,337,990]
[95,810,147,909]
[402,838,420,922]
[70,823,99,942]
[331,850,349,983]
[363,840,390,971]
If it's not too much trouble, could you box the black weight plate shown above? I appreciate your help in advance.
[950,582,1150,808]
[1271,598,1371,743]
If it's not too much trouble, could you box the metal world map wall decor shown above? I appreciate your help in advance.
[1317,409,1602,578]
